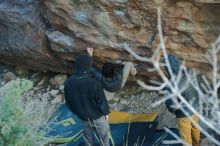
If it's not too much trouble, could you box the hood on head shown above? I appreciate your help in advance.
[75,54,92,73]
[163,54,181,76]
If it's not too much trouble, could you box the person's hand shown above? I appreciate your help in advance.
[105,115,109,121]
[87,47,93,56]
[122,61,127,65]
[115,60,123,64]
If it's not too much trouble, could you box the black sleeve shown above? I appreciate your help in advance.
[64,82,75,114]
[90,67,102,82]
[94,82,110,115]
[165,98,177,113]
[102,70,122,92]
[163,86,177,113]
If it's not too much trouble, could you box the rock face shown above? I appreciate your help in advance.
[0,0,219,77]
[194,0,220,3]
[0,0,72,73]
[164,1,220,74]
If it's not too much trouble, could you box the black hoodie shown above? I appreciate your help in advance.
[64,54,110,121]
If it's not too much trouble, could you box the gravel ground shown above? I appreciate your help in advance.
[109,84,177,129]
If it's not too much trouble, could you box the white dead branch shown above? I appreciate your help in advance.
[123,7,220,145]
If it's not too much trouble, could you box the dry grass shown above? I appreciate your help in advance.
[0,79,57,146]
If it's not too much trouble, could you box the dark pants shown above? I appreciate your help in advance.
[81,116,110,146]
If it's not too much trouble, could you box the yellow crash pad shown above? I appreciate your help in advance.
[109,111,158,124]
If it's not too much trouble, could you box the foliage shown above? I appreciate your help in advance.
[0,79,55,146]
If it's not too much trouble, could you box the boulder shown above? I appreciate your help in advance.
[49,90,59,97]
[0,0,73,73]
[0,0,219,79]
[50,74,67,87]
[37,76,49,86]
[194,0,220,3]
[52,94,64,104]
[59,85,64,93]
[3,72,16,82]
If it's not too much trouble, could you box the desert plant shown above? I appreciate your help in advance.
[0,79,56,146]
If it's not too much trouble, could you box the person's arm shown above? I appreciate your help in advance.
[102,62,136,92]
[165,98,178,113]
[87,47,103,82]
[90,67,102,82]
[94,82,110,115]
[164,86,179,113]
[64,82,75,113]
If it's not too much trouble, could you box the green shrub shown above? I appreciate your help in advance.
[0,79,55,146]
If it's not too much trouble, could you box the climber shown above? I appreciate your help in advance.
[163,54,200,146]
[64,54,110,146]
[87,47,138,93]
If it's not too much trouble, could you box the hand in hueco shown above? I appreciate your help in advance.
[87,47,93,56]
